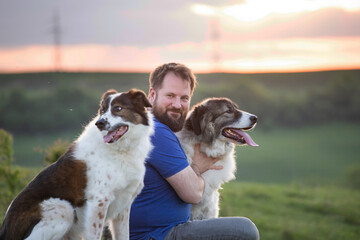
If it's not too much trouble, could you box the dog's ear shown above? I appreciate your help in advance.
[99,89,117,114]
[185,105,206,135]
[128,88,152,108]
[203,122,215,143]
[101,89,117,101]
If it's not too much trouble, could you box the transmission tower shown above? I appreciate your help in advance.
[209,18,221,71]
[53,9,61,72]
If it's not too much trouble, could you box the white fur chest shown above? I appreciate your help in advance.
[84,152,145,199]
[72,119,151,218]
[177,130,237,188]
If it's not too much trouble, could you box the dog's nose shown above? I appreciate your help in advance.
[250,115,257,124]
[95,118,106,130]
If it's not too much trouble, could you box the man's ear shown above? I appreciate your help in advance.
[148,88,156,105]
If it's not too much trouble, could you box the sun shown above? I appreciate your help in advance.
[191,0,360,22]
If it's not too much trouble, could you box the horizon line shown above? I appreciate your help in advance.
[0,66,359,75]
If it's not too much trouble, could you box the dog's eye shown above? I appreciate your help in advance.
[112,106,122,112]
[226,109,232,114]
[100,109,105,114]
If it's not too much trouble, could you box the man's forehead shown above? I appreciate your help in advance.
[158,81,191,97]
[160,87,191,96]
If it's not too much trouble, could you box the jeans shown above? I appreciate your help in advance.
[164,217,260,240]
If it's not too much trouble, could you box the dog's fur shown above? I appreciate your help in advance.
[176,97,257,220]
[0,89,154,240]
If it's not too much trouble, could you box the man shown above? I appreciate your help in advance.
[129,63,259,240]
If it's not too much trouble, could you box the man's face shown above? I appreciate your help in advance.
[149,72,191,132]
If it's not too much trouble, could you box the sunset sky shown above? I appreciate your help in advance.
[1,0,360,73]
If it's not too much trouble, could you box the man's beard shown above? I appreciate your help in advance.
[152,103,188,133]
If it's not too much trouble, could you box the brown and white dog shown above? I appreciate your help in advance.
[0,89,154,240]
[176,97,258,220]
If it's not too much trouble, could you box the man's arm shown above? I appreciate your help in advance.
[166,144,222,204]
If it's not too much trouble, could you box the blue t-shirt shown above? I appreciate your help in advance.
[130,117,191,240]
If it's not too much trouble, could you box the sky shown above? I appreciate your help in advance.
[0,0,360,73]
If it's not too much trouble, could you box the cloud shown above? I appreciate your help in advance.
[0,1,208,47]
[219,37,360,72]
[1,1,360,72]
[1,37,359,73]
[221,8,360,40]
[2,1,359,48]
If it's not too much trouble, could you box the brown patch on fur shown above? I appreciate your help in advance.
[98,212,104,219]
[110,89,151,126]
[0,144,87,240]
[99,89,117,115]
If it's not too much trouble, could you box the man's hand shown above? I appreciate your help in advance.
[191,144,223,175]
[166,144,223,204]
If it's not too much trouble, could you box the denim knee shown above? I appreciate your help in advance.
[235,217,260,240]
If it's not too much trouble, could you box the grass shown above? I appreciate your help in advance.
[219,182,360,240]
[235,123,360,184]
[10,123,360,185]
[2,123,360,239]
[1,176,359,240]
[12,131,78,167]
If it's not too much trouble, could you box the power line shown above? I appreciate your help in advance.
[209,18,221,72]
[53,9,61,72]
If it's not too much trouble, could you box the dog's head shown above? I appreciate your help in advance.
[95,89,152,143]
[184,98,258,146]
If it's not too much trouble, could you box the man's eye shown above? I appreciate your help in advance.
[113,106,122,112]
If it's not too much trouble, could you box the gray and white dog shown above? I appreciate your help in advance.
[177,97,258,220]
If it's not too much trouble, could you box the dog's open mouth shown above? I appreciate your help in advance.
[103,125,128,143]
[222,128,258,147]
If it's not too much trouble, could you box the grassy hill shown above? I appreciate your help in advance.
[235,123,360,184]
[220,182,360,240]
[1,70,359,239]
[10,123,360,186]
[1,173,359,240]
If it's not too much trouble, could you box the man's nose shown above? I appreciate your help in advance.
[171,97,181,108]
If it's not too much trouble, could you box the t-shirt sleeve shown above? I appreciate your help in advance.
[147,125,189,179]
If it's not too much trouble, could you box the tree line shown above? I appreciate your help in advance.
[0,72,359,135]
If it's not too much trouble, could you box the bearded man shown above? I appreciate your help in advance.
[129,63,259,240]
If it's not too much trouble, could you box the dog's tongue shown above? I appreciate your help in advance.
[103,126,127,143]
[233,129,259,147]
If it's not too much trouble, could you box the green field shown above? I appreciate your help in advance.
[12,131,78,167]
[220,182,360,240]
[11,123,360,185]
[1,175,359,239]
[1,70,359,239]
[235,123,360,184]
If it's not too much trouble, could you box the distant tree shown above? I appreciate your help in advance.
[0,129,23,205]
[35,138,70,164]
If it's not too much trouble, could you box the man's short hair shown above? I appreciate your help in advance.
[149,63,197,96]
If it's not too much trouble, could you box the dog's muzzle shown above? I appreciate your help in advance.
[95,118,107,131]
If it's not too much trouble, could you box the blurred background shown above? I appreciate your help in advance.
[1,1,359,239]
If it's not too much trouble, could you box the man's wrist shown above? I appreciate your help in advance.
[191,163,202,176]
